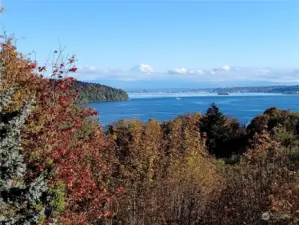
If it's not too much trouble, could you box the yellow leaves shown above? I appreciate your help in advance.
[170,150,221,196]
[147,156,155,182]
[29,149,43,162]
[46,157,54,166]
[0,41,38,112]
[25,122,44,134]
[4,89,33,112]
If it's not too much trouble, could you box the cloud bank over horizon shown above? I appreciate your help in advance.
[71,63,299,85]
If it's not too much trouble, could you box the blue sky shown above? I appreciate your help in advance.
[1,0,299,89]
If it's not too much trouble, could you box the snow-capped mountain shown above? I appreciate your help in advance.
[130,64,154,74]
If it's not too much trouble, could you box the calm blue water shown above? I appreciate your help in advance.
[89,93,299,126]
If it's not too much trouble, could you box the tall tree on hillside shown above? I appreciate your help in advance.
[200,103,227,156]
[200,103,248,158]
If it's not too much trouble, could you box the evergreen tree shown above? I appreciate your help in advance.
[200,103,227,156]
[0,67,48,224]
[200,103,248,158]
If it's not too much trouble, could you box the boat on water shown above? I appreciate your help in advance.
[217,92,229,95]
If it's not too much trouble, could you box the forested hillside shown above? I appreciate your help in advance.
[105,105,299,225]
[209,85,299,94]
[74,81,129,103]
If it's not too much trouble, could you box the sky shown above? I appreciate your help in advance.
[1,0,299,89]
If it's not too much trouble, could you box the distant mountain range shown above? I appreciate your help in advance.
[130,64,154,74]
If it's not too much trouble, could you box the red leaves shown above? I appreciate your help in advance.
[27,62,37,70]
[50,149,61,160]
[106,196,114,203]
[68,55,76,64]
[115,187,124,195]
[38,66,46,72]
[103,211,111,217]
[2,41,116,224]
[68,67,78,73]
[101,167,110,173]
[16,49,116,224]
[87,108,99,116]
[74,121,82,129]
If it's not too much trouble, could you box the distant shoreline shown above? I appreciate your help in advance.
[128,92,286,99]
[127,84,299,96]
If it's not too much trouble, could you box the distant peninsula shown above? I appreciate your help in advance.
[205,85,299,94]
[130,85,299,95]
[74,81,129,103]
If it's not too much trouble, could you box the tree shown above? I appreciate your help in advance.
[199,103,227,156]
[0,39,117,224]
[200,104,247,158]
[20,62,116,224]
[0,68,47,224]
[107,114,222,225]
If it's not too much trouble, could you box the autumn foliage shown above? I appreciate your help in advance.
[104,106,299,225]
[2,32,299,225]
[0,38,117,224]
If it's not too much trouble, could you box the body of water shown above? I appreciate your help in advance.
[89,93,299,126]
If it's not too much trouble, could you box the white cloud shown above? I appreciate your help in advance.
[222,65,230,71]
[168,68,188,74]
[213,65,230,72]
[73,64,157,81]
[168,68,204,75]
[168,65,231,76]
[189,69,204,75]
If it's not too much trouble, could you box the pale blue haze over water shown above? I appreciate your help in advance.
[89,93,299,126]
